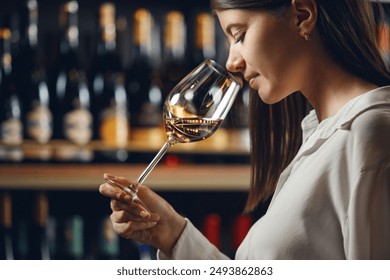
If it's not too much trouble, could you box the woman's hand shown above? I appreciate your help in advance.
[99,173,187,256]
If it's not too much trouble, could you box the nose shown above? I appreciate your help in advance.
[225,47,244,73]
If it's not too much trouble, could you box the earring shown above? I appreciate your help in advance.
[304,32,311,41]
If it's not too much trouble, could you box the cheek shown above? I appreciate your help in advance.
[256,42,305,103]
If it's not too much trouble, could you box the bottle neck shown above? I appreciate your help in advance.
[18,0,39,51]
[0,28,13,74]
[60,25,79,54]
[99,37,116,52]
[34,192,48,227]
[97,2,116,54]
[15,0,46,76]
[0,193,12,229]
[59,1,79,53]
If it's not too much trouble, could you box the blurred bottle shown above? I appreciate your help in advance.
[56,214,84,259]
[96,215,119,259]
[377,17,390,67]
[231,214,252,251]
[191,12,216,67]
[126,8,163,144]
[0,192,14,260]
[28,191,50,259]
[0,26,24,162]
[202,213,221,249]
[90,2,129,162]
[52,1,93,162]
[13,0,53,162]
[12,191,29,259]
[160,11,188,100]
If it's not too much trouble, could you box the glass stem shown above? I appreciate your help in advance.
[136,140,173,185]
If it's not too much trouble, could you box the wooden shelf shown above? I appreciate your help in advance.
[0,163,250,191]
[20,127,250,156]
[0,128,250,192]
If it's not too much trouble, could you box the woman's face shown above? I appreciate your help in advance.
[216,8,308,104]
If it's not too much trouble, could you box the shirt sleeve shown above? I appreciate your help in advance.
[344,166,390,259]
[343,106,390,259]
[157,219,230,260]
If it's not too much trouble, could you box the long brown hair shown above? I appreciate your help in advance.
[211,0,390,213]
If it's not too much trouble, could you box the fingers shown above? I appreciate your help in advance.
[112,220,158,239]
[99,181,132,202]
[100,173,138,204]
[110,199,142,219]
[104,173,131,187]
[110,199,160,223]
[110,205,159,239]
[100,173,156,215]
[100,174,160,221]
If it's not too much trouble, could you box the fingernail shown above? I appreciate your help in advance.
[105,174,116,179]
[148,222,158,227]
[140,211,150,219]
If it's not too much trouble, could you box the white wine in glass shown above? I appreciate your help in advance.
[105,59,242,211]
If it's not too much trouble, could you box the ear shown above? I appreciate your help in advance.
[291,0,317,39]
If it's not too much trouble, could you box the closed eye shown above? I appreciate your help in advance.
[234,31,245,44]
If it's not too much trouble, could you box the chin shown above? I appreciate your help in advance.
[258,92,281,105]
[258,88,291,105]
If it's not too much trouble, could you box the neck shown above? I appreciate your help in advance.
[301,44,377,122]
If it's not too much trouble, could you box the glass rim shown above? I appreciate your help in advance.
[205,59,243,88]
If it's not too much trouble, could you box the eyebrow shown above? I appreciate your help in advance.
[225,23,246,36]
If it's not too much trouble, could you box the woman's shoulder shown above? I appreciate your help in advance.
[346,102,390,170]
[349,102,390,139]
[345,87,390,141]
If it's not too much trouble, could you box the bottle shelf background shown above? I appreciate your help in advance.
[2,0,390,260]
[0,0,251,260]
[0,0,219,72]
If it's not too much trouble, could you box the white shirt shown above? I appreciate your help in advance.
[158,86,390,260]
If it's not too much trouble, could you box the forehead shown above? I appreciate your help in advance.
[216,9,270,32]
[216,9,253,26]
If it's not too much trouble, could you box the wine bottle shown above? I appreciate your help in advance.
[0,192,14,260]
[13,0,53,162]
[12,191,29,260]
[56,214,84,260]
[28,191,50,260]
[126,8,163,144]
[140,70,163,129]
[160,11,188,100]
[231,214,252,251]
[52,1,93,162]
[96,215,119,259]
[202,213,221,249]
[126,9,161,128]
[0,26,24,162]
[90,2,129,162]
[191,12,216,67]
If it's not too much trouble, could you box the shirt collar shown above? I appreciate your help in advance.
[301,86,390,142]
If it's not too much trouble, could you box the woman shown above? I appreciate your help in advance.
[99,0,390,259]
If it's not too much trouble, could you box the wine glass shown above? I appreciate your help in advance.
[105,59,242,212]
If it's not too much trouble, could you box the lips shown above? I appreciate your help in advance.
[246,75,258,89]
